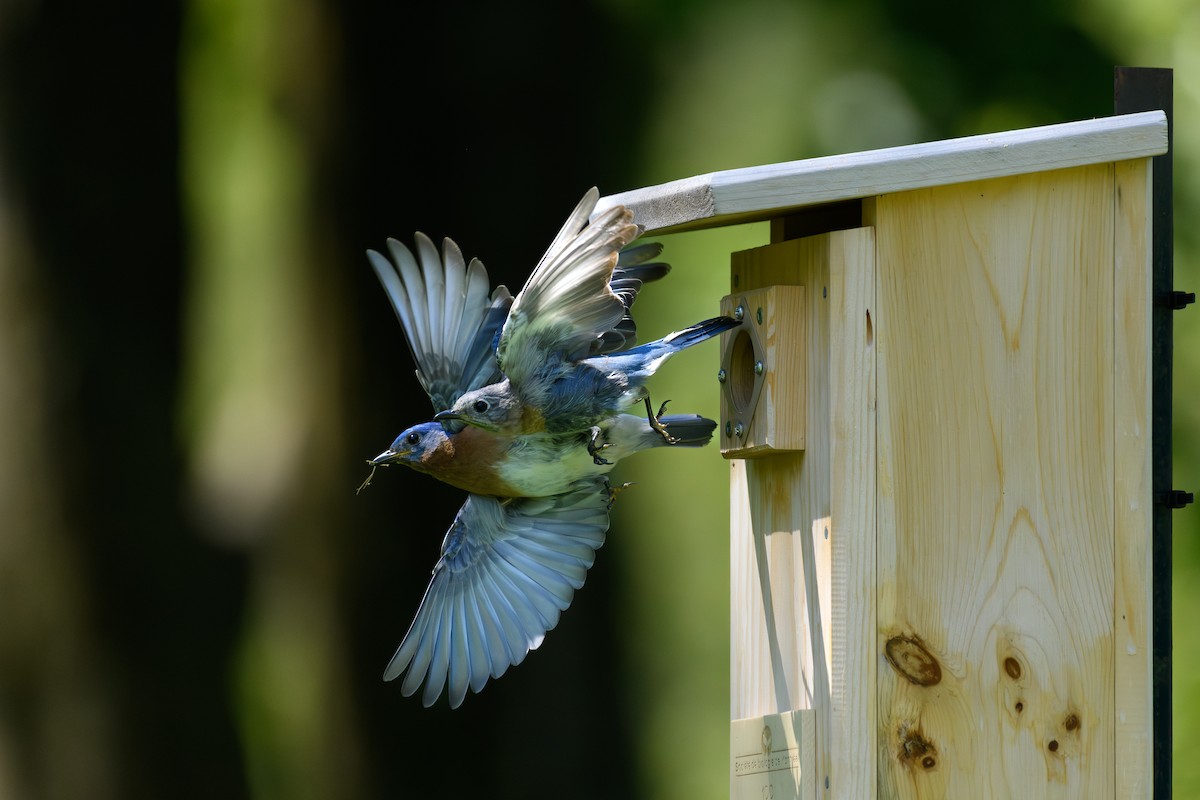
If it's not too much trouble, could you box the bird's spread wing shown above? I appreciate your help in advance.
[383,477,613,708]
[368,234,514,411]
[595,240,671,356]
[495,188,644,389]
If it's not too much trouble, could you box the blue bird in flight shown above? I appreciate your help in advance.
[433,188,739,444]
[364,189,726,707]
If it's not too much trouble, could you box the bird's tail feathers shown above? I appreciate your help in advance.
[618,315,741,362]
[597,315,740,379]
[662,315,741,349]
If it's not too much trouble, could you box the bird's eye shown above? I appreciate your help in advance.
[406,432,420,445]
[473,400,489,413]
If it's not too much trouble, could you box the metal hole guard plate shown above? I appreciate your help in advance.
[730,709,817,798]
[719,286,807,458]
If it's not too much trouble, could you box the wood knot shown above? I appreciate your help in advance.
[897,724,937,770]
[1014,701,1024,713]
[1048,739,1060,753]
[885,636,942,686]
[1003,656,1022,680]
[1064,713,1079,732]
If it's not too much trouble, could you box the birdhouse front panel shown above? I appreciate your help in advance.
[869,159,1150,798]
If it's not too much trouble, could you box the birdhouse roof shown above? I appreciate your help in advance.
[596,110,1168,235]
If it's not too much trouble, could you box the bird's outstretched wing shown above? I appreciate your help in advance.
[368,234,514,411]
[598,240,670,355]
[384,477,613,708]
[495,188,644,389]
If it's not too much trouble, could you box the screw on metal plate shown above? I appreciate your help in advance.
[754,360,764,376]
[717,368,727,383]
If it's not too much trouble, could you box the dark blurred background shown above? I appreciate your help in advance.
[1,1,1196,798]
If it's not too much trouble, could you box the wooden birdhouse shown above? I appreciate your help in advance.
[597,68,1185,798]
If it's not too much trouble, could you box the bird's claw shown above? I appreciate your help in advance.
[644,397,680,444]
[607,481,636,508]
[588,426,614,466]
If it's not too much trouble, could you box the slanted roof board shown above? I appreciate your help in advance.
[596,110,1168,234]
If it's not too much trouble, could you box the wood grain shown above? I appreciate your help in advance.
[730,236,832,723]
[829,227,877,799]
[729,230,875,796]
[874,164,1116,798]
[1113,158,1154,797]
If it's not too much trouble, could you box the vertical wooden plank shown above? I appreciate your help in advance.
[1114,157,1154,797]
[729,230,876,798]
[730,235,833,797]
[731,453,814,716]
[730,236,832,723]
[1115,68,1174,798]
[829,228,878,799]
[874,165,1116,798]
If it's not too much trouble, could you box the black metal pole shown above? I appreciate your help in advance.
[1115,65,1191,800]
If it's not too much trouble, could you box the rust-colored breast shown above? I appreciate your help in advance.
[419,426,519,497]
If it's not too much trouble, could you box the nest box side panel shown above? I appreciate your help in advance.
[730,234,834,723]
[1113,157,1154,797]
[728,229,877,798]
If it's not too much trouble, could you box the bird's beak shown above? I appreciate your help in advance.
[369,448,404,466]
[433,410,461,422]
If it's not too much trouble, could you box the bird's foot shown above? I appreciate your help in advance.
[587,426,614,466]
[644,397,680,444]
[607,481,636,508]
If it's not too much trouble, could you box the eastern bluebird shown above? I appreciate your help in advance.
[363,190,722,707]
[368,413,716,499]
[363,200,714,491]
[432,188,740,443]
